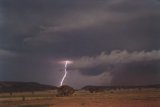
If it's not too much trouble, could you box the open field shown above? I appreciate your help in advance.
[0,88,160,107]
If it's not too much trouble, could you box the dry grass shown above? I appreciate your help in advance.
[0,88,160,107]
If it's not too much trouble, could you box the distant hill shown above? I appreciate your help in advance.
[0,81,57,93]
[82,84,160,90]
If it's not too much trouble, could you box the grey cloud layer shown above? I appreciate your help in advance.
[1,0,160,54]
[0,49,16,59]
[71,50,160,69]
[70,50,160,85]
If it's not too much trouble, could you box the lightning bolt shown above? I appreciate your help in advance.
[60,61,68,86]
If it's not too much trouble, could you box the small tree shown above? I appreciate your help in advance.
[9,92,13,96]
[56,85,75,97]
[22,96,25,101]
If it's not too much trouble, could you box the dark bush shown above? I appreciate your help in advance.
[56,85,75,97]
[88,88,104,93]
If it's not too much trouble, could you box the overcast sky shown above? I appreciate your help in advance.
[0,0,160,88]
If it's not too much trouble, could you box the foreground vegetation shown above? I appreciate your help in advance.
[0,88,160,107]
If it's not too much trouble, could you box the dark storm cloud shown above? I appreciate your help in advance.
[0,0,160,87]
[0,49,16,59]
[26,0,160,56]
[111,60,160,85]
[70,50,160,85]
[0,0,160,55]
[0,53,63,86]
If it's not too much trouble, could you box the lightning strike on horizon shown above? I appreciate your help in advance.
[60,60,72,86]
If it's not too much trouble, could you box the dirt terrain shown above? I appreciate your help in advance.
[0,88,160,107]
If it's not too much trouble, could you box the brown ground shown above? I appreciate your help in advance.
[0,88,160,107]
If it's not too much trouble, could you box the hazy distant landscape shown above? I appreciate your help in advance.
[0,81,160,107]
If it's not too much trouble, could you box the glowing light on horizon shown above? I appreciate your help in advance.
[60,60,73,86]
